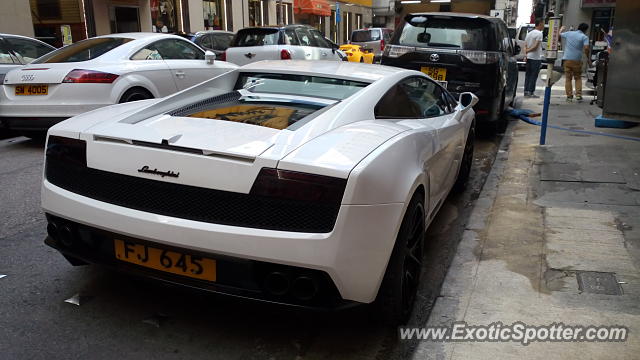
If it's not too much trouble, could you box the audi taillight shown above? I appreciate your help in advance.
[458,50,501,64]
[280,49,292,60]
[250,168,347,204]
[62,69,119,83]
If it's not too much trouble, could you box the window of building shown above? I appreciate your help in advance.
[248,0,267,27]
[203,0,224,30]
[276,3,293,25]
[151,0,178,33]
[36,0,61,20]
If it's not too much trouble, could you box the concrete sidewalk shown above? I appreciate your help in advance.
[412,82,640,359]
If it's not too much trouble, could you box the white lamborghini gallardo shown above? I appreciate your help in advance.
[41,60,477,324]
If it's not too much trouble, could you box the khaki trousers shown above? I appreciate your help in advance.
[564,60,583,97]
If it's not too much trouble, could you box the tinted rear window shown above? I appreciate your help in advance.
[394,16,492,50]
[236,73,368,100]
[351,30,380,42]
[33,37,132,63]
[232,28,280,47]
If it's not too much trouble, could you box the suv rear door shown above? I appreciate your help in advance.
[225,28,283,65]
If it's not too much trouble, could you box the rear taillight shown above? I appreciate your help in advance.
[45,136,87,168]
[458,50,501,64]
[380,38,385,52]
[220,51,226,61]
[280,49,292,60]
[384,45,415,58]
[62,69,119,83]
[250,168,347,204]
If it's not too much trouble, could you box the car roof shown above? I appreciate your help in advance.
[0,33,55,48]
[238,24,316,31]
[95,32,179,40]
[195,30,234,35]
[406,12,501,21]
[239,60,412,83]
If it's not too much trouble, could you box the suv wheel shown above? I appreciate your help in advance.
[374,193,425,325]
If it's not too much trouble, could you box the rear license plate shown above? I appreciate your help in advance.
[114,239,216,281]
[421,67,447,81]
[15,84,48,96]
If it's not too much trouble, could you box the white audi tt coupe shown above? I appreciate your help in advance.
[0,33,237,137]
[41,60,477,324]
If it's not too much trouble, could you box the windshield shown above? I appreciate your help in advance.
[232,28,280,47]
[33,37,132,63]
[351,30,380,42]
[235,73,369,100]
[396,16,491,50]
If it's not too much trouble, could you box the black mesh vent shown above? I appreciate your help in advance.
[169,91,242,117]
[45,159,341,233]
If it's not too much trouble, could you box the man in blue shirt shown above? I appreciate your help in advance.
[560,23,590,102]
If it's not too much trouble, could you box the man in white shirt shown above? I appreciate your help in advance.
[523,19,544,98]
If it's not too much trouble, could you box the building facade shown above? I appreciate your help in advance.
[0,0,374,46]
[533,0,615,45]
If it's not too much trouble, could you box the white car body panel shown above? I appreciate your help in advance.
[0,32,237,128]
[41,60,475,303]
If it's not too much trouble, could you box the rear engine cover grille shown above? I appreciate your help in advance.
[45,158,341,233]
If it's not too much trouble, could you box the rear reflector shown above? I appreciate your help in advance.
[250,168,346,204]
[280,49,292,60]
[62,69,119,83]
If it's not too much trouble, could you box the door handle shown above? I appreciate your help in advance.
[175,71,185,78]
[321,52,327,56]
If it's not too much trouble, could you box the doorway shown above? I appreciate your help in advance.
[111,6,140,33]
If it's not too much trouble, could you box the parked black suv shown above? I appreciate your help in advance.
[381,13,519,132]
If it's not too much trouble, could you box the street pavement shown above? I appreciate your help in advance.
[0,122,500,358]
[414,76,640,359]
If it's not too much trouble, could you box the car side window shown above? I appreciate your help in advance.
[284,29,300,45]
[295,28,315,47]
[0,40,17,64]
[375,77,449,119]
[131,44,163,60]
[199,35,213,50]
[310,30,330,48]
[212,34,232,50]
[153,39,205,60]
[5,37,52,63]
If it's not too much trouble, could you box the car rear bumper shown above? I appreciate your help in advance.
[41,179,405,305]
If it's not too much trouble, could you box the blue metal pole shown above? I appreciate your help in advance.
[539,82,552,145]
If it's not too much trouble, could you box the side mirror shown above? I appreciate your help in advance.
[205,50,216,64]
[459,92,478,110]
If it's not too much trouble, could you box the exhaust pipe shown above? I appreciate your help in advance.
[59,225,74,247]
[291,276,318,301]
[46,221,59,238]
[264,271,290,296]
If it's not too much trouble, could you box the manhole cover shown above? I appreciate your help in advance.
[576,271,622,295]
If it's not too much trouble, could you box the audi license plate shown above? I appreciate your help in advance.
[15,84,48,96]
[421,67,447,82]
[114,239,216,281]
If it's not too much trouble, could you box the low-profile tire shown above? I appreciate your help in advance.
[374,192,426,325]
[119,88,152,103]
[453,124,475,193]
